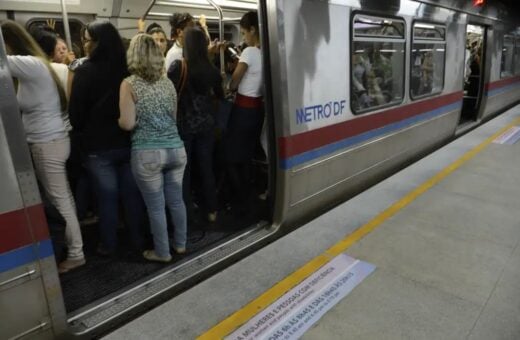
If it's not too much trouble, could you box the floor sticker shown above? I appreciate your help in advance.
[225,254,376,340]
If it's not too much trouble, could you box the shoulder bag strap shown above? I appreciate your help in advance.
[178,58,188,101]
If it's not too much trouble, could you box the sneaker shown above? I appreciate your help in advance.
[173,247,186,255]
[143,250,172,263]
[96,244,115,257]
[58,258,86,273]
[208,212,217,223]
[258,190,268,201]
[79,215,99,226]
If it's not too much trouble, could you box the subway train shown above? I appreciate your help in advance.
[1,0,519,338]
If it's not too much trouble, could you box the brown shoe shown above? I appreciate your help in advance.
[143,250,172,263]
[58,258,86,274]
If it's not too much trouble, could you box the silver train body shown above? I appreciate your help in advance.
[0,0,519,338]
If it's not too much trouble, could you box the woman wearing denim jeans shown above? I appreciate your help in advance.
[69,21,146,255]
[119,34,187,262]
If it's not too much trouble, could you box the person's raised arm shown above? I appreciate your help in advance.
[229,62,247,92]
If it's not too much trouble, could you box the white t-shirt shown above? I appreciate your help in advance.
[165,41,183,72]
[51,62,68,89]
[238,47,263,97]
[7,56,67,143]
[51,62,72,131]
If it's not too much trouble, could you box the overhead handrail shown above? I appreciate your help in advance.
[142,0,158,20]
[206,0,225,74]
[155,0,255,12]
[59,0,72,50]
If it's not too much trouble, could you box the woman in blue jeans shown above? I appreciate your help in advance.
[119,34,187,262]
[69,21,146,255]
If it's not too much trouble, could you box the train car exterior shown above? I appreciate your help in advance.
[0,0,519,338]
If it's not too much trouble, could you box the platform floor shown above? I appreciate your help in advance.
[104,104,520,340]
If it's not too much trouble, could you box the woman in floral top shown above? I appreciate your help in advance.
[119,34,187,262]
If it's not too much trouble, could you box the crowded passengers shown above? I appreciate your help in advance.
[0,10,264,272]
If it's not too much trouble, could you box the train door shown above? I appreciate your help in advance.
[460,24,486,123]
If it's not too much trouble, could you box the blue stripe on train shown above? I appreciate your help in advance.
[0,239,54,273]
[487,81,520,97]
[280,101,462,170]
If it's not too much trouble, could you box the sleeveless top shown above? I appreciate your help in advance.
[125,74,183,150]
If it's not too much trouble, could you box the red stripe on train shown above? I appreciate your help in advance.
[0,204,49,254]
[485,76,520,91]
[279,91,463,159]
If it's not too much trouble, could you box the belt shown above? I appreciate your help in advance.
[235,93,263,109]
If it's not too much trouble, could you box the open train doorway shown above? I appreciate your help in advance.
[460,24,486,123]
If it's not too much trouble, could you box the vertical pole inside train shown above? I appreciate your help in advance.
[206,0,225,74]
[59,0,72,50]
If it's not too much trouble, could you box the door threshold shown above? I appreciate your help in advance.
[455,120,479,137]
[66,221,273,337]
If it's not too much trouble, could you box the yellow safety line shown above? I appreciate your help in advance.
[198,117,520,340]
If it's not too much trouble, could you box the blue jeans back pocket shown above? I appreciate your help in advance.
[137,150,161,172]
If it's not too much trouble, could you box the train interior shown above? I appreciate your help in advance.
[461,24,485,123]
[4,0,272,317]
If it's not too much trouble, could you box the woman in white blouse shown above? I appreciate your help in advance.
[1,20,85,273]
[225,11,264,215]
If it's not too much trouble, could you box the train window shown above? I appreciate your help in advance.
[410,22,445,99]
[27,19,85,57]
[514,37,520,75]
[501,35,515,78]
[351,14,405,113]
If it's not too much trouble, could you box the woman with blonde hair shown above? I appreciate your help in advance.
[1,20,85,273]
[119,34,187,262]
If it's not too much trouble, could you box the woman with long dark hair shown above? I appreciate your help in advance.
[225,11,264,214]
[168,27,224,224]
[69,21,145,256]
[1,20,84,273]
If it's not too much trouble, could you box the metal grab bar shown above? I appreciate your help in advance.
[59,0,72,50]
[206,0,225,74]
[0,268,36,287]
[142,0,158,20]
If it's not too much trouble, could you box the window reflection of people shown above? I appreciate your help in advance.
[419,51,433,94]
[352,53,372,109]
[366,69,386,106]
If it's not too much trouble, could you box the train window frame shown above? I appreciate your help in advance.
[26,18,86,57]
[350,13,406,115]
[500,34,515,78]
[409,21,446,101]
[514,37,520,76]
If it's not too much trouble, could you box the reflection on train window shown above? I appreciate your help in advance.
[501,35,514,78]
[351,14,405,113]
[410,22,445,99]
